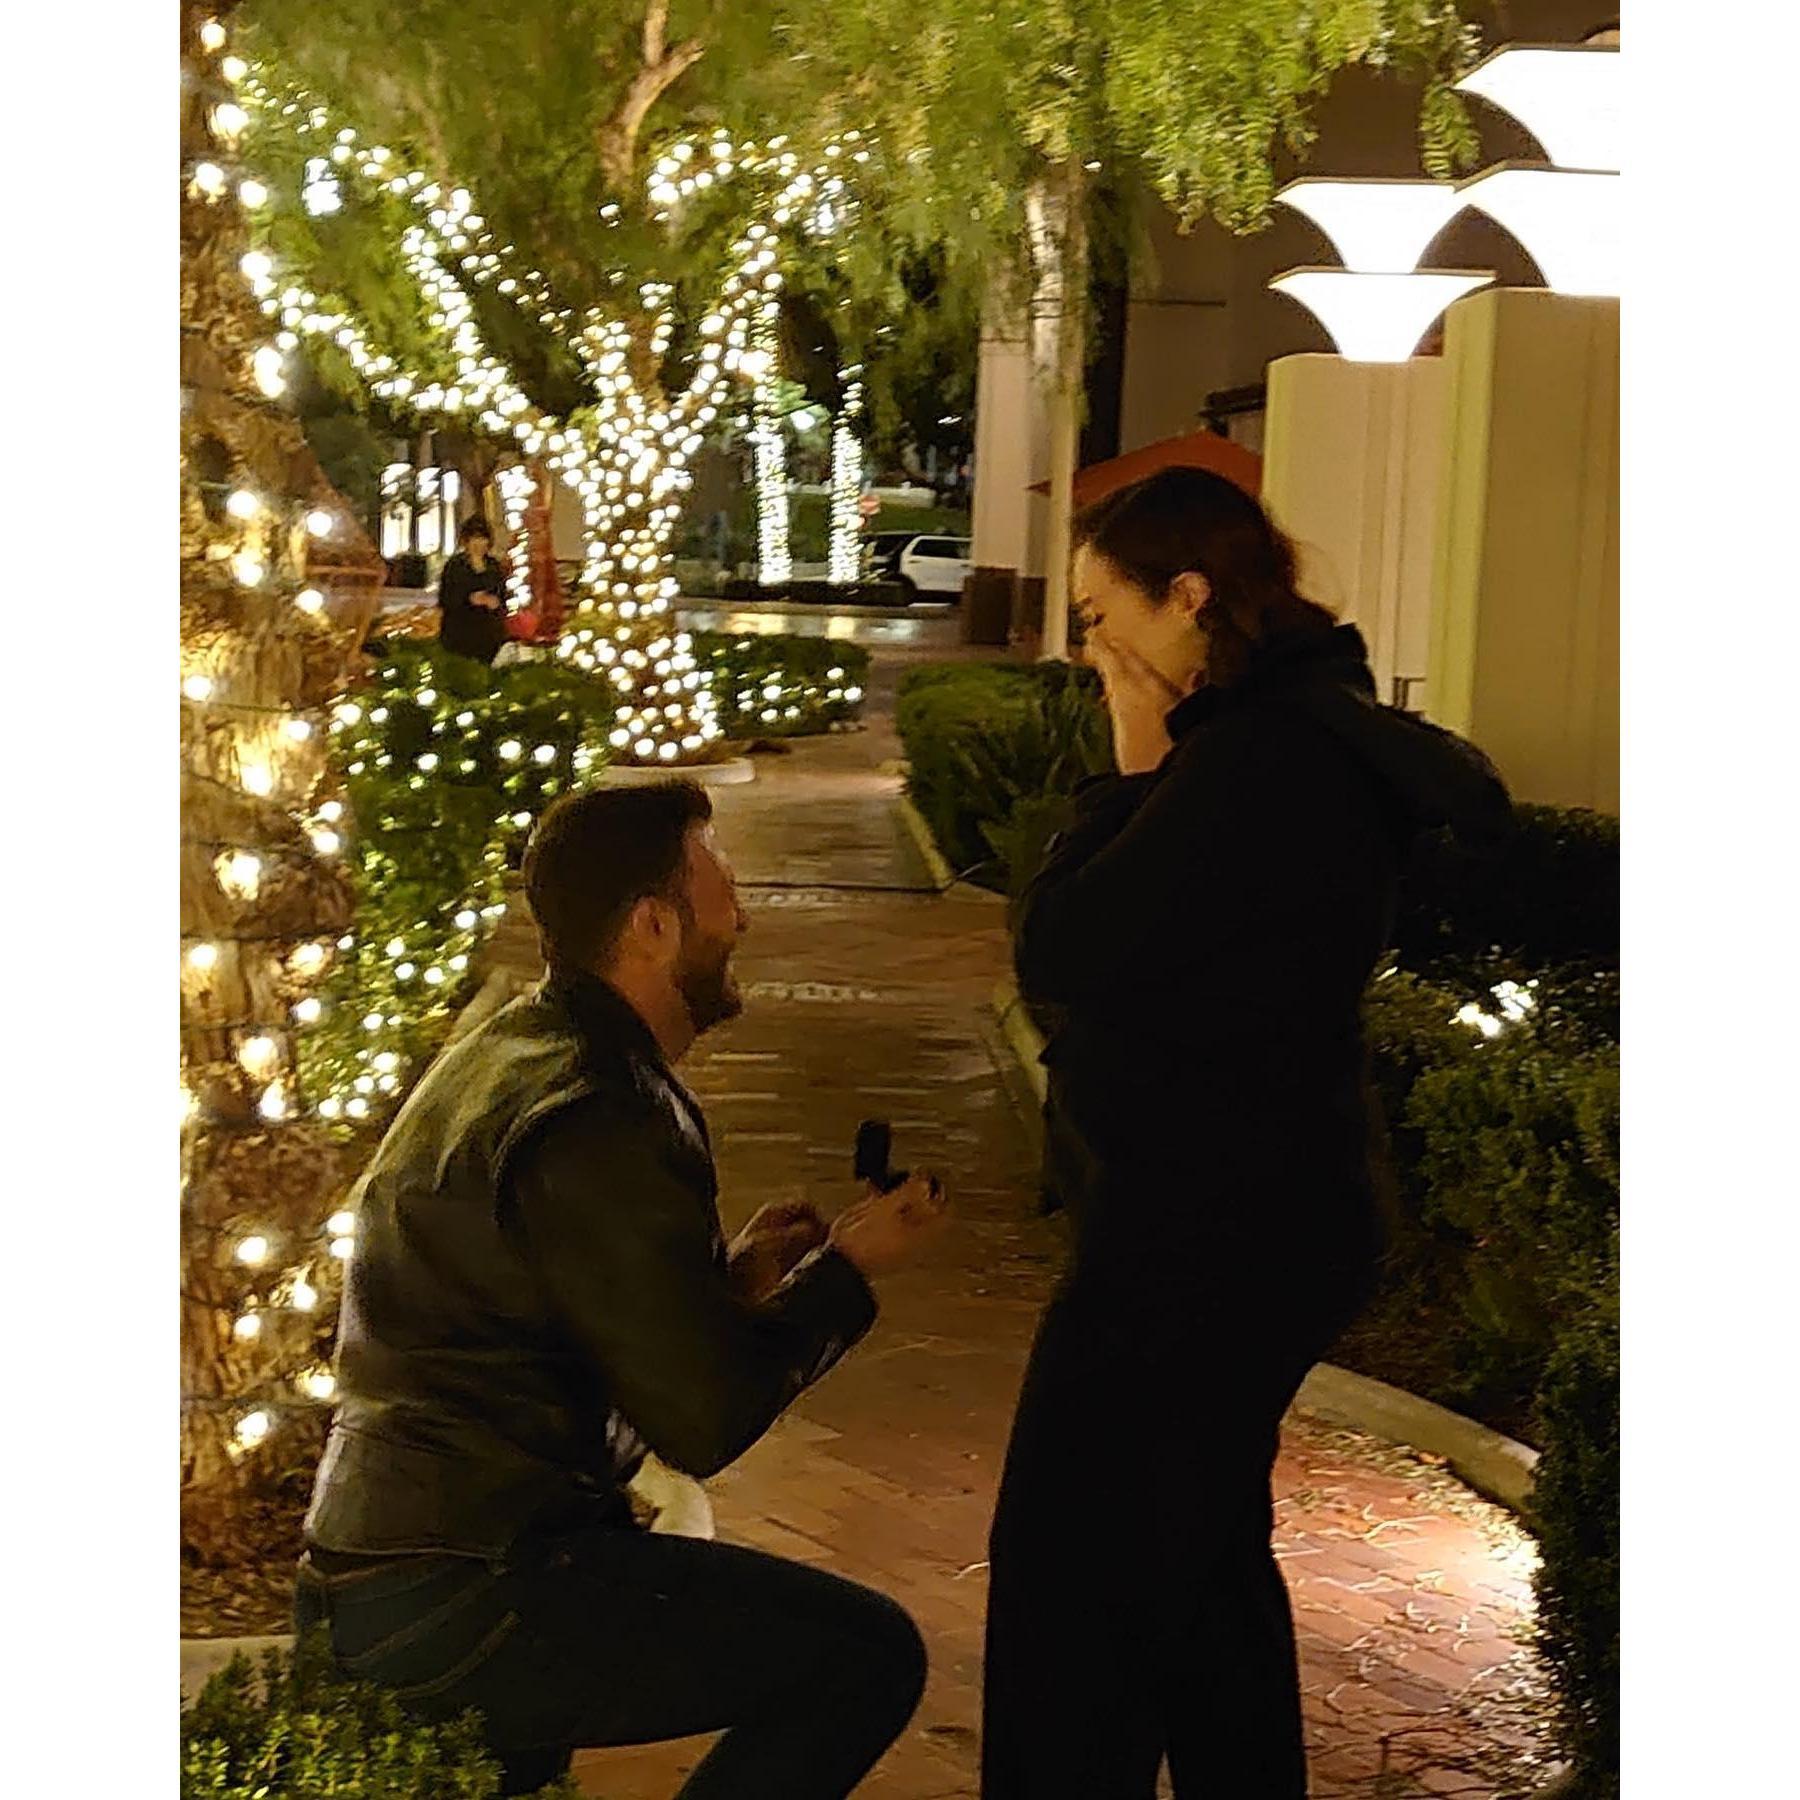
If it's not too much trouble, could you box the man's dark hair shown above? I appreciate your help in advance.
[458,515,494,543]
[524,782,714,973]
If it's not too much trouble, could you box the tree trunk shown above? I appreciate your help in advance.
[1033,158,1090,662]
[181,1,361,1559]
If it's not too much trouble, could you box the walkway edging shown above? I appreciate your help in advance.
[896,789,958,890]
[990,976,1540,1519]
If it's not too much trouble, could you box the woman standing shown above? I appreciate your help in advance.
[437,514,510,665]
[982,469,1509,1797]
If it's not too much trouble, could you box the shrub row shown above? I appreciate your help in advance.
[183,1635,578,1799]
[693,631,871,739]
[1358,969,1619,1798]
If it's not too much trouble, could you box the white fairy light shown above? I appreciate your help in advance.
[234,1410,272,1450]
[236,1235,271,1266]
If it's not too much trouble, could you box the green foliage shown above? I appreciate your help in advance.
[693,632,871,738]
[1532,1259,1620,1800]
[895,662,1110,883]
[1394,803,1620,970]
[1356,977,1618,1798]
[242,2,1482,381]
[182,1631,579,1798]
[297,644,615,1124]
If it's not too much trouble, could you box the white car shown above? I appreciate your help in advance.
[894,535,972,600]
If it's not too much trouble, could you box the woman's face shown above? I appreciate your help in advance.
[1072,545,1209,689]
[466,534,491,563]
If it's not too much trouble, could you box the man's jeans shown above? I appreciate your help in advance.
[294,1522,926,1797]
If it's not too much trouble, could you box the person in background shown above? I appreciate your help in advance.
[982,467,1511,1798]
[437,514,509,664]
[297,782,948,1798]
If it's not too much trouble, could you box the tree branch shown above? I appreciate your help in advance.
[597,1,708,191]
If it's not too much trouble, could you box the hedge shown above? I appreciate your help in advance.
[692,632,871,739]
[182,1634,578,1799]
[895,662,1110,889]
[1358,974,1619,1797]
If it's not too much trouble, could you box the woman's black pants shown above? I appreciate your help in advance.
[982,1267,1352,1799]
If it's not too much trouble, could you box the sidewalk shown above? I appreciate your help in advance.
[491,648,1555,1799]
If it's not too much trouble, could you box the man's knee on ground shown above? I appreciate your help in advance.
[838,1583,928,1718]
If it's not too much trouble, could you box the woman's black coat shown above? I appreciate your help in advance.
[1014,625,1510,1320]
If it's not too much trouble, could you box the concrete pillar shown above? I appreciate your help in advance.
[1427,289,1619,812]
[1262,354,1448,710]
[968,288,1050,644]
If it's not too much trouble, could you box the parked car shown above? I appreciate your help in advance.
[893,535,973,599]
[863,531,916,579]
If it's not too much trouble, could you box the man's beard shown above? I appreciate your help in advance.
[676,931,742,1035]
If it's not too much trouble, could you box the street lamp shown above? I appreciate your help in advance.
[1268,269,1494,363]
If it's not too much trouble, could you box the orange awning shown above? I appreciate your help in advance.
[1030,428,1263,508]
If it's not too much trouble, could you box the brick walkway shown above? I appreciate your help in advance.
[488,643,1556,1799]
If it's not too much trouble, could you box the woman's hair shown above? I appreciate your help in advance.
[1072,467,1336,687]
[458,514,494,544]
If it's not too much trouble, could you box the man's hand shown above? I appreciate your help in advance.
[828,1174,949,1281]
[728,1202,828,1304]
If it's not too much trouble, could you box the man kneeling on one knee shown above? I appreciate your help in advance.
[297,781,948,1798]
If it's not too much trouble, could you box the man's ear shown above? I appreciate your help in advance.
[621,892,678,961]
[1168,571,1212,624]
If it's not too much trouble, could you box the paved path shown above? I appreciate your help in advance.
[488,644,1556,1799]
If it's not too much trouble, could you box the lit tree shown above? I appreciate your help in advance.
[785,0,1483,651]
[181,2,364,1555]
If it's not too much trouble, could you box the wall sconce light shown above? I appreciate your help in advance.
[1268,269,1494,363]
[1275,178,1467,273]
[1456,163,1618,298]
[1454,43,1619,174]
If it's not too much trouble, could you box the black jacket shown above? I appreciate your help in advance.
[437,551,509,664]
[304,973,877,1559]
[1017,625,1509,1299]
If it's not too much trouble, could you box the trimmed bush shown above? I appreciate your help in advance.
[1395,803,1619,968]
[182,1633,579,1798]
[694,632,871,739]
[896,661,1109,885]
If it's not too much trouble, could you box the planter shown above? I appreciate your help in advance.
[598,755,756,788]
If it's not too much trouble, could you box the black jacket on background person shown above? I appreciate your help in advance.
[436,550,510,664]
[304,972,877,1561]
[1017,622,1512,1302]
